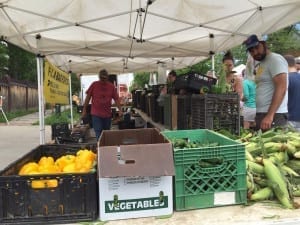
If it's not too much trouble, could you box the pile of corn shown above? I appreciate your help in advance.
[240,128,300,209]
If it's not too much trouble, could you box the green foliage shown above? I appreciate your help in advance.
[0,41,9,78]
[70,73,81,94]
[174,44,248,78]
[8,43,37,82]
[267,25,300,55]
[0,109,37,123]
[176,58,212,76]
[130,72,150,90]
[42,107,80,125]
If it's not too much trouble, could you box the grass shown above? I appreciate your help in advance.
[0,108,37,123]
[0,107,81,125]
[43,107,81,125]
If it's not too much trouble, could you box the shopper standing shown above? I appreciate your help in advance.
[284,55,300,131]
[82,69,123,141]
[242,70,256,129]
[222,51,243,100]
[243,34,288,131]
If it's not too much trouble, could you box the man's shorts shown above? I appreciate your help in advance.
[242,106,256,122]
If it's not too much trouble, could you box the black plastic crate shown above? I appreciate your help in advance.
[77,105,83,113]
[118,119,135,129]
[51,123,70,140]
[163,94,172,129]
[188,73,217,92]
[177,95,191,130]
[133,90,142,109]
[150,84,166,95]
[0,144,98,225]
[191,93,240,135]
[140,92,147,113]
[148,94,161,123]
[157,105,164,124]
[174,74,189,91]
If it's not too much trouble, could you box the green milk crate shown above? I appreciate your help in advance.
[161,129,247,211]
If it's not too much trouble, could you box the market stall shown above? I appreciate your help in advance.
[1,1,300,224]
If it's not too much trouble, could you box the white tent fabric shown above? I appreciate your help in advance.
[0,0,299,144]
[1,0,300,74]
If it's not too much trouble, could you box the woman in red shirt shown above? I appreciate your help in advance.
[82,69,123,141]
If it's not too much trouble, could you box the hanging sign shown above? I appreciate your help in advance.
[44,61,69,104]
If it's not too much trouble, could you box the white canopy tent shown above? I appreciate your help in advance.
[0,0,299,143]
[1,0,300,74]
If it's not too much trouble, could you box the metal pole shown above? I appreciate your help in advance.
[69,72,74,129]
[212,54,215,77]
[36,56,45,144]
[0,96,9,125]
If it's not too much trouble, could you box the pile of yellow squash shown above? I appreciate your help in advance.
[18,149,97,175]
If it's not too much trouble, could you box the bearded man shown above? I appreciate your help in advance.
[243,34,288,131]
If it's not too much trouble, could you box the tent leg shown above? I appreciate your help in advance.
[36,56,45,144]
[0,108,9,125]
[69,72,74,129]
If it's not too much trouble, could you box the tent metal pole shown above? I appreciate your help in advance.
[69,72,74,129]
[212,55,215,77]
[36,56,45,144]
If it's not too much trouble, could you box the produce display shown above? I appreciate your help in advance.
[172,138,220,150]
[238,127,300,209]
[18,149,97,175]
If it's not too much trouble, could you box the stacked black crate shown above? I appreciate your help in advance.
[135,90,142,109]
[140,90,147,113]
[145,93,152,117]
[163,94,172,129]
[150,85,164,123]
[158,104,164,124]
[177,95,192,130]
[191,93,240,135]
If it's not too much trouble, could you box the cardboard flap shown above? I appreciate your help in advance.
[99,128,168,146]
[99,144,174,177]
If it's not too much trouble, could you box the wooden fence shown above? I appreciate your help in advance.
[0,76,38,112]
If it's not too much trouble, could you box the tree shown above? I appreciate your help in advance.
[267,25,300,55]
[0,41,9,79]
[130,72,150,91]
[7,43,37,82]
[70,72,81,95]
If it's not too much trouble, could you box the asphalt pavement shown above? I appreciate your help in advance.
[0,110,52,170]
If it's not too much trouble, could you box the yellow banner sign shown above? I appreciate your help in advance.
[44,61,69,104]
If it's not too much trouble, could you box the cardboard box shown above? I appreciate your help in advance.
[98,128,174,221]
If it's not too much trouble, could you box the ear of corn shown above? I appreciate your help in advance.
[269,151,288,165]
[250,187,273,201]
[264,142,285,154]
[237,129,300,208]
[285,142,297,156]
[246,149,255,162]
[281,165,299,177]
[246,160,264,174]
[293,151,300,159]
[263,159,294,209]
[253,176,268,188]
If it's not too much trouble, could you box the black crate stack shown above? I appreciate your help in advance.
[191,93,240,135]
[134,90,142,109]
[163,94,172,130]
[147,93,159,122]
[177,95,191,130]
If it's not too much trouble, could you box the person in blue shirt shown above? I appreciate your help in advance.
[284,55,300,131]
[242,68,256,129]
